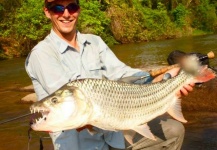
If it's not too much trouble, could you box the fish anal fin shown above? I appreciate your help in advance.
[133,124,156,141]
[167,98,187,123]
[123,130,137,145]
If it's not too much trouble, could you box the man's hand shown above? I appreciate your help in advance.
[177,83,195,97]
[152,67,195,97]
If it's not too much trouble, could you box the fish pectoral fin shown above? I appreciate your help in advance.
[87,127,98,135]
[123,130,137,145]
[167,98,187,123]
[77,125,97,135]
[73,87,86,100]
[132,124,156,141]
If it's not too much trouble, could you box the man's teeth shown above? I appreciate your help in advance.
[62,20,71,23]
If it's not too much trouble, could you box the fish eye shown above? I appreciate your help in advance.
[51,97,58,103]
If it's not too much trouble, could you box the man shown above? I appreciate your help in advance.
[25,0,194,149]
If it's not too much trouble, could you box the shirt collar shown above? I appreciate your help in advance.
[49,29,90,54]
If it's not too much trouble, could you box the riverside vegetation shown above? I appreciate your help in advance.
[0,0,217,60]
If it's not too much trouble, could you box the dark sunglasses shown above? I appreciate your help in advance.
[48,3,80,14]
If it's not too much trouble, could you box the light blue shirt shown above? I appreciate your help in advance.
[25,30,151,149]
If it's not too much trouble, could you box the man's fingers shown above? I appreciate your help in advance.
[177,83,195,97]
[181,83,195,96]
[183,84,194,92]
[180,88,188,96]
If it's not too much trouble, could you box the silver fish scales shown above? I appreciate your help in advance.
[29,55,216,142]
[67,71,188,130]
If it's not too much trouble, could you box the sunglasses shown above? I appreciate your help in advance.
[48,3,80,14]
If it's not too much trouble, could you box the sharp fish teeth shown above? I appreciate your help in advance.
[36,118,41,123]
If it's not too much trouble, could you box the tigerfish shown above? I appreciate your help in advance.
[30,55,216,142]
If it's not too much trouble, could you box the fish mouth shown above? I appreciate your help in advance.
[30,107,50,126]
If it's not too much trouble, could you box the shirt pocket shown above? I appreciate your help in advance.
[87,60,104,78]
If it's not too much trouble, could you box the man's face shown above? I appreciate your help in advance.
[44,0,80,37]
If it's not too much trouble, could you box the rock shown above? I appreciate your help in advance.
[19,85,34,92]
[21,93,37,103]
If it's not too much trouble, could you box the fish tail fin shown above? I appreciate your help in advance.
[193,66,216,83]
[181,55,215,83]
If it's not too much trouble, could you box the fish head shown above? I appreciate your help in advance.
[30,86,91,132]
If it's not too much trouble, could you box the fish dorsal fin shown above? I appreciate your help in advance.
[123,130,137,145]
[167,98,187,123]
[118,76,144,84]
[102,75,109,80]
[132,124,156,141]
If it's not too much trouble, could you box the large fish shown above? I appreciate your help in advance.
[30,55,216,141]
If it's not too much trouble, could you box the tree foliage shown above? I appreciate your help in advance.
[77,0,116,45]
[0,0,216,59]
[172,4,189,28]
[192,0,217,31]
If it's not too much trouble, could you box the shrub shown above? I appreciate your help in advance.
[78,0,116,45]
[172,4,189,28]
[192,0,217,32]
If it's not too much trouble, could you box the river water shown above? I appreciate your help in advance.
[0,34,217,150]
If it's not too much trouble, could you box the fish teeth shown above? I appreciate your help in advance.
[35,117,43,124]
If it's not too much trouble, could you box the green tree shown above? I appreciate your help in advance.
[0,0,217,59]
[13,0,50,55]
[139,2,177,40]
[192,0,217,31]
[78,0,116,45]
[172,4,189,28]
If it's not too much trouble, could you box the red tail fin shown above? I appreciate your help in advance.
[194,66,216,83]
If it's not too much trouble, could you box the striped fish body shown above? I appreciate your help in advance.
[30,56,216,141]
[67,71,196,130]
